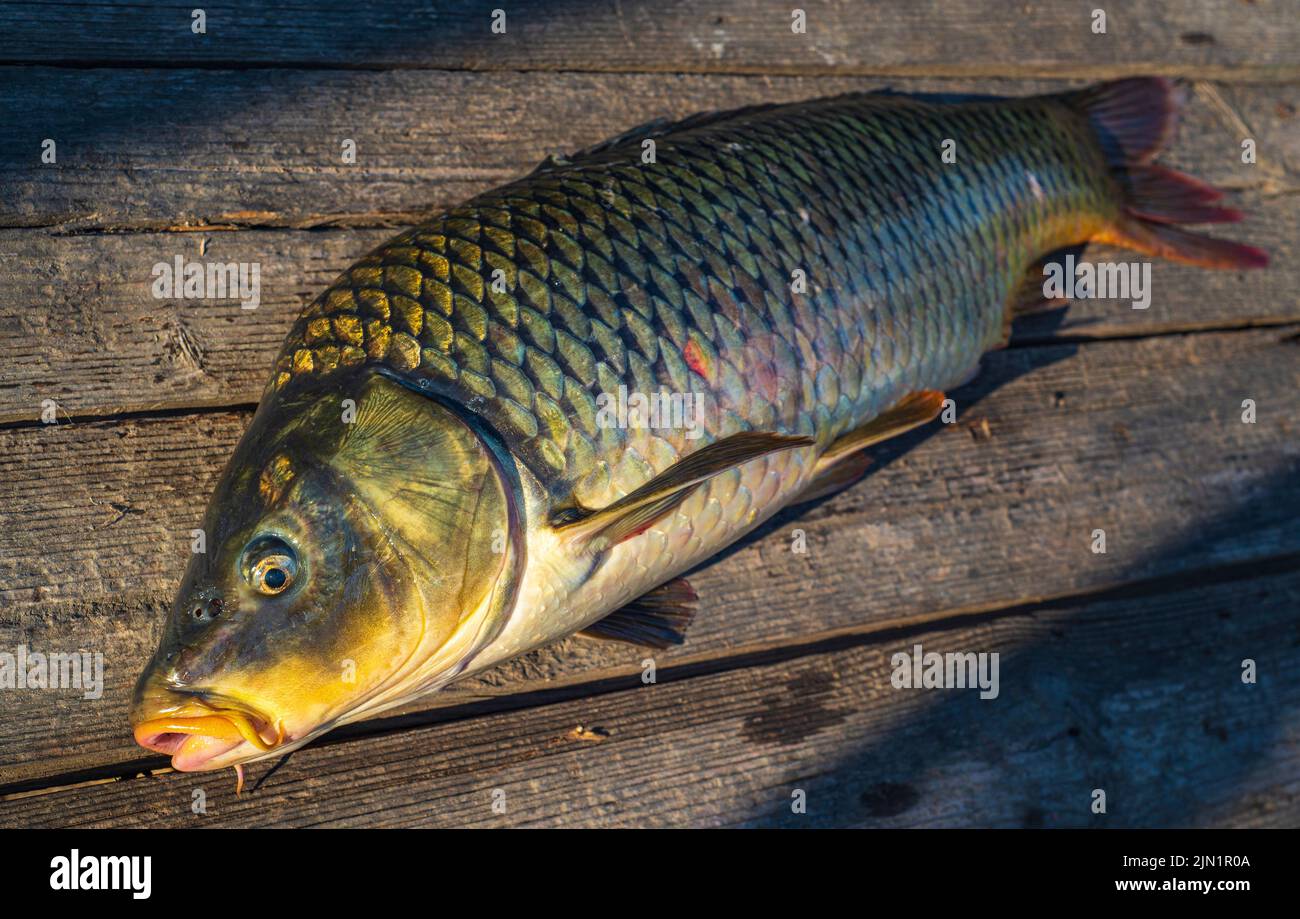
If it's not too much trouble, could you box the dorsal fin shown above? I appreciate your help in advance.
[529,103,784,175]
[554,431,813,551]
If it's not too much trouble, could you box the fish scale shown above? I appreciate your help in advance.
[270,94,1109,509]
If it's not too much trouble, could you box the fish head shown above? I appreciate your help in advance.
[131,369,523,772]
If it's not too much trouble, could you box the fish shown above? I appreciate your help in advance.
[131,77,1266,784]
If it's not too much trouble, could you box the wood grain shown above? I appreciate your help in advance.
[0,74,1293,421]
[3,328,1296,787]
[0,212,1291,423]
[1,1,1296,80]
[2,72,1294,231]
[4,560,1295,828]
[2,0,1298,827]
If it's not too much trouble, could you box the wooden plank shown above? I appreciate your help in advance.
[2,71,1293,231]
[1,201,1292,423]
[1,1,1296,80]
[4,561,1296,828]
[0,228,391,421]
[1,74,1293,421]
[2,327,1297,787]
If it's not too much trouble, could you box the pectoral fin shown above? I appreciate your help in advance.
[579,578,697,648]
[554,431,814,551]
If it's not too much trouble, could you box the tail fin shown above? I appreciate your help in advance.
[1065,77,1268,270]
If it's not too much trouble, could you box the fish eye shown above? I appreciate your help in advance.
[242,536,298,596]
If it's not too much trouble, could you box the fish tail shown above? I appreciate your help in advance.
[1065,77,1269,269]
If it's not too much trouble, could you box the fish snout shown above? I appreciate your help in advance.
[131,687,282,771]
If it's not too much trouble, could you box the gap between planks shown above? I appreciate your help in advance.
[0,61,1296,82]
[5,546,1297,802]
[1,320,1296,431]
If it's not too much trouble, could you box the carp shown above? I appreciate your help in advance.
[131,78,1265,785]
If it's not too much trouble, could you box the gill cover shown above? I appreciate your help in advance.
[321,370,526,713]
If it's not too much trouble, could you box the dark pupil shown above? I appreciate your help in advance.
[263,567,287,590]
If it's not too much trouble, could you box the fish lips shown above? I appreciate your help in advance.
[132,699,284,771]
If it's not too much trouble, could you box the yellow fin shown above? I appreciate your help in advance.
[555,431,813,551]
[819,390,945,466]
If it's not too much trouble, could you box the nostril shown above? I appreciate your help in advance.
[191,598,222,622]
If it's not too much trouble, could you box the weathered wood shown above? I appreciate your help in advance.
[0,228,390,421]
[3,328,1297,787]
[1,1,1296,80]
[2,1,1297,825]
[1,74,1292,421]
[1,208,1291,423]
[4,561,1296,828]
[3,71,1293,230]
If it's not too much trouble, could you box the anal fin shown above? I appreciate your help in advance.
[997,246,1084,346]
[579,577,697,648]
[1012,247,1083,316]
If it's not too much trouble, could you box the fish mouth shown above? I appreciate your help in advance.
[133,701,283,771]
